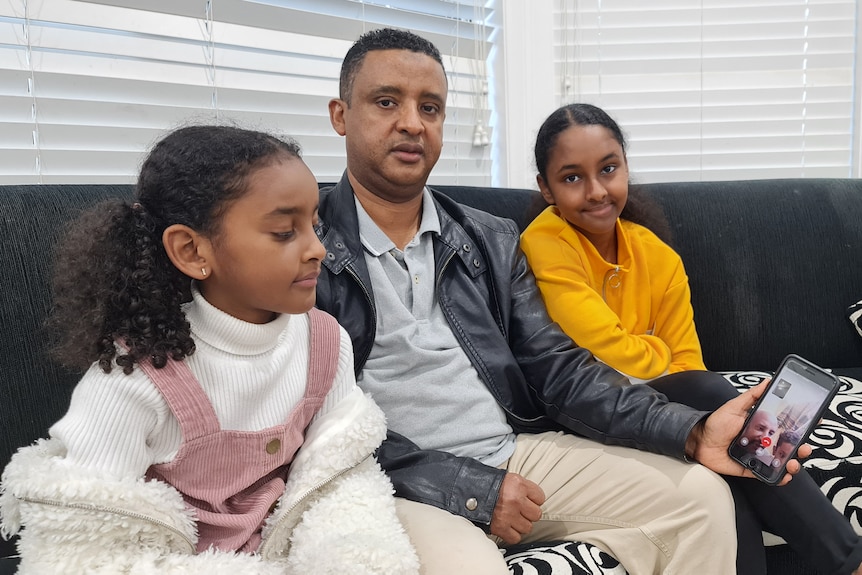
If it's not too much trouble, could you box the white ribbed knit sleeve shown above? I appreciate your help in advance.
[49,364,174,478]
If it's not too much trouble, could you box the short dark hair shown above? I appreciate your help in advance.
[339,27,444,104]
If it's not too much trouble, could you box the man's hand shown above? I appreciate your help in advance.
[490,472,545,544]
[687,379,812,486]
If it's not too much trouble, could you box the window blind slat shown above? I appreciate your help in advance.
[555,0,857,181]
[0,0,495,184]
[80,0,491,60]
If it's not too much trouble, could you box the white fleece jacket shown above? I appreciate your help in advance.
[0,388,419,575]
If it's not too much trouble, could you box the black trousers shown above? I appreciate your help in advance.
[650,371,862,575]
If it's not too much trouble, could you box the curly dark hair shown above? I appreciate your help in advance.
[48,125,302,375]
[339,27,444,104]
[530,103,672,244]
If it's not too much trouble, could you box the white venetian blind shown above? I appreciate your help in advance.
[555,0,857,182]
[0,0,494,185]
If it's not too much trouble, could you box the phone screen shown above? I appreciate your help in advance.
[728,354,840,484]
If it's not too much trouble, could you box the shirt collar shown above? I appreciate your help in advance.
[355,187,441,256]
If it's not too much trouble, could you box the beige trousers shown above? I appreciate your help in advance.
[395,431,737,575]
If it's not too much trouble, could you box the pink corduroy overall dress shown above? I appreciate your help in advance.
[140,308,340,553]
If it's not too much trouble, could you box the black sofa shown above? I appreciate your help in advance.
[2,179,861,574]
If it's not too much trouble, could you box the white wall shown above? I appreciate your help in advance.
[490,0,555,189]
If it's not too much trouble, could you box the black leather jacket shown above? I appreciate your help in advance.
[316,175,705,528]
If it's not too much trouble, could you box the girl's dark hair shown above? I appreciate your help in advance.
[530,103,672,244]
[48,125,302,375]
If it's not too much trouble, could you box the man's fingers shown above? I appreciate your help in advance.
[495,513,534,544]
[525,480,546,505]
[522,499,543,523]
[736,379,770,410]
[785,459,802,475]
[774,472,795,487]
[513,514,535,536]
[498,527,522,545]
[492,473,545,542]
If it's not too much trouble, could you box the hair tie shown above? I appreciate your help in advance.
[131,202,151,220]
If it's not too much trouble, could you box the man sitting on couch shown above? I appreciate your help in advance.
[314,27,862,575]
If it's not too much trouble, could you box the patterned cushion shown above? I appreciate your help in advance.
[503,541,628,575]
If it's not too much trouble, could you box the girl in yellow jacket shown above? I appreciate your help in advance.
[520,103,704,383]
[520,104,862,575]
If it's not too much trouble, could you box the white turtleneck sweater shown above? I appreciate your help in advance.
[49,287,355,479]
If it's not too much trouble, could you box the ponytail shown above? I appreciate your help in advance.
[620,184,673,246]
[48,199,194,374]
[48,124,302,376]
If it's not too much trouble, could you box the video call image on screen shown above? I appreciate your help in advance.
[736,367,829,472]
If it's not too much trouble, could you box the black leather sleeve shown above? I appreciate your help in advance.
[438,204,705,458]
[376,430,506,527]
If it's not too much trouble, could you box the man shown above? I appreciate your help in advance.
[733,409,780,470]
[740,410,779,457]
[314,27,856,574]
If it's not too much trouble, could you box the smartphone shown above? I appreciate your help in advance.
[728,354,841,484]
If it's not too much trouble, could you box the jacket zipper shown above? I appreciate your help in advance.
[19,496,196,553]
[258,453,372,559]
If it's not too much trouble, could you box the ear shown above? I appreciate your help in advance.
[537,175,555,205]
[162,224,211,281]
[329,98,347,136]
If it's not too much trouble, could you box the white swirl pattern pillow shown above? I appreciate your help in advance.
[503,541,628,575]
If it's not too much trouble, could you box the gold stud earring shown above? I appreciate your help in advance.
[201,268,207,277]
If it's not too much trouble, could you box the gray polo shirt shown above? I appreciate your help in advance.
[354,190,515,466]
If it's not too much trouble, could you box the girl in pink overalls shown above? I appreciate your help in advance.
[0,125,418,575]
